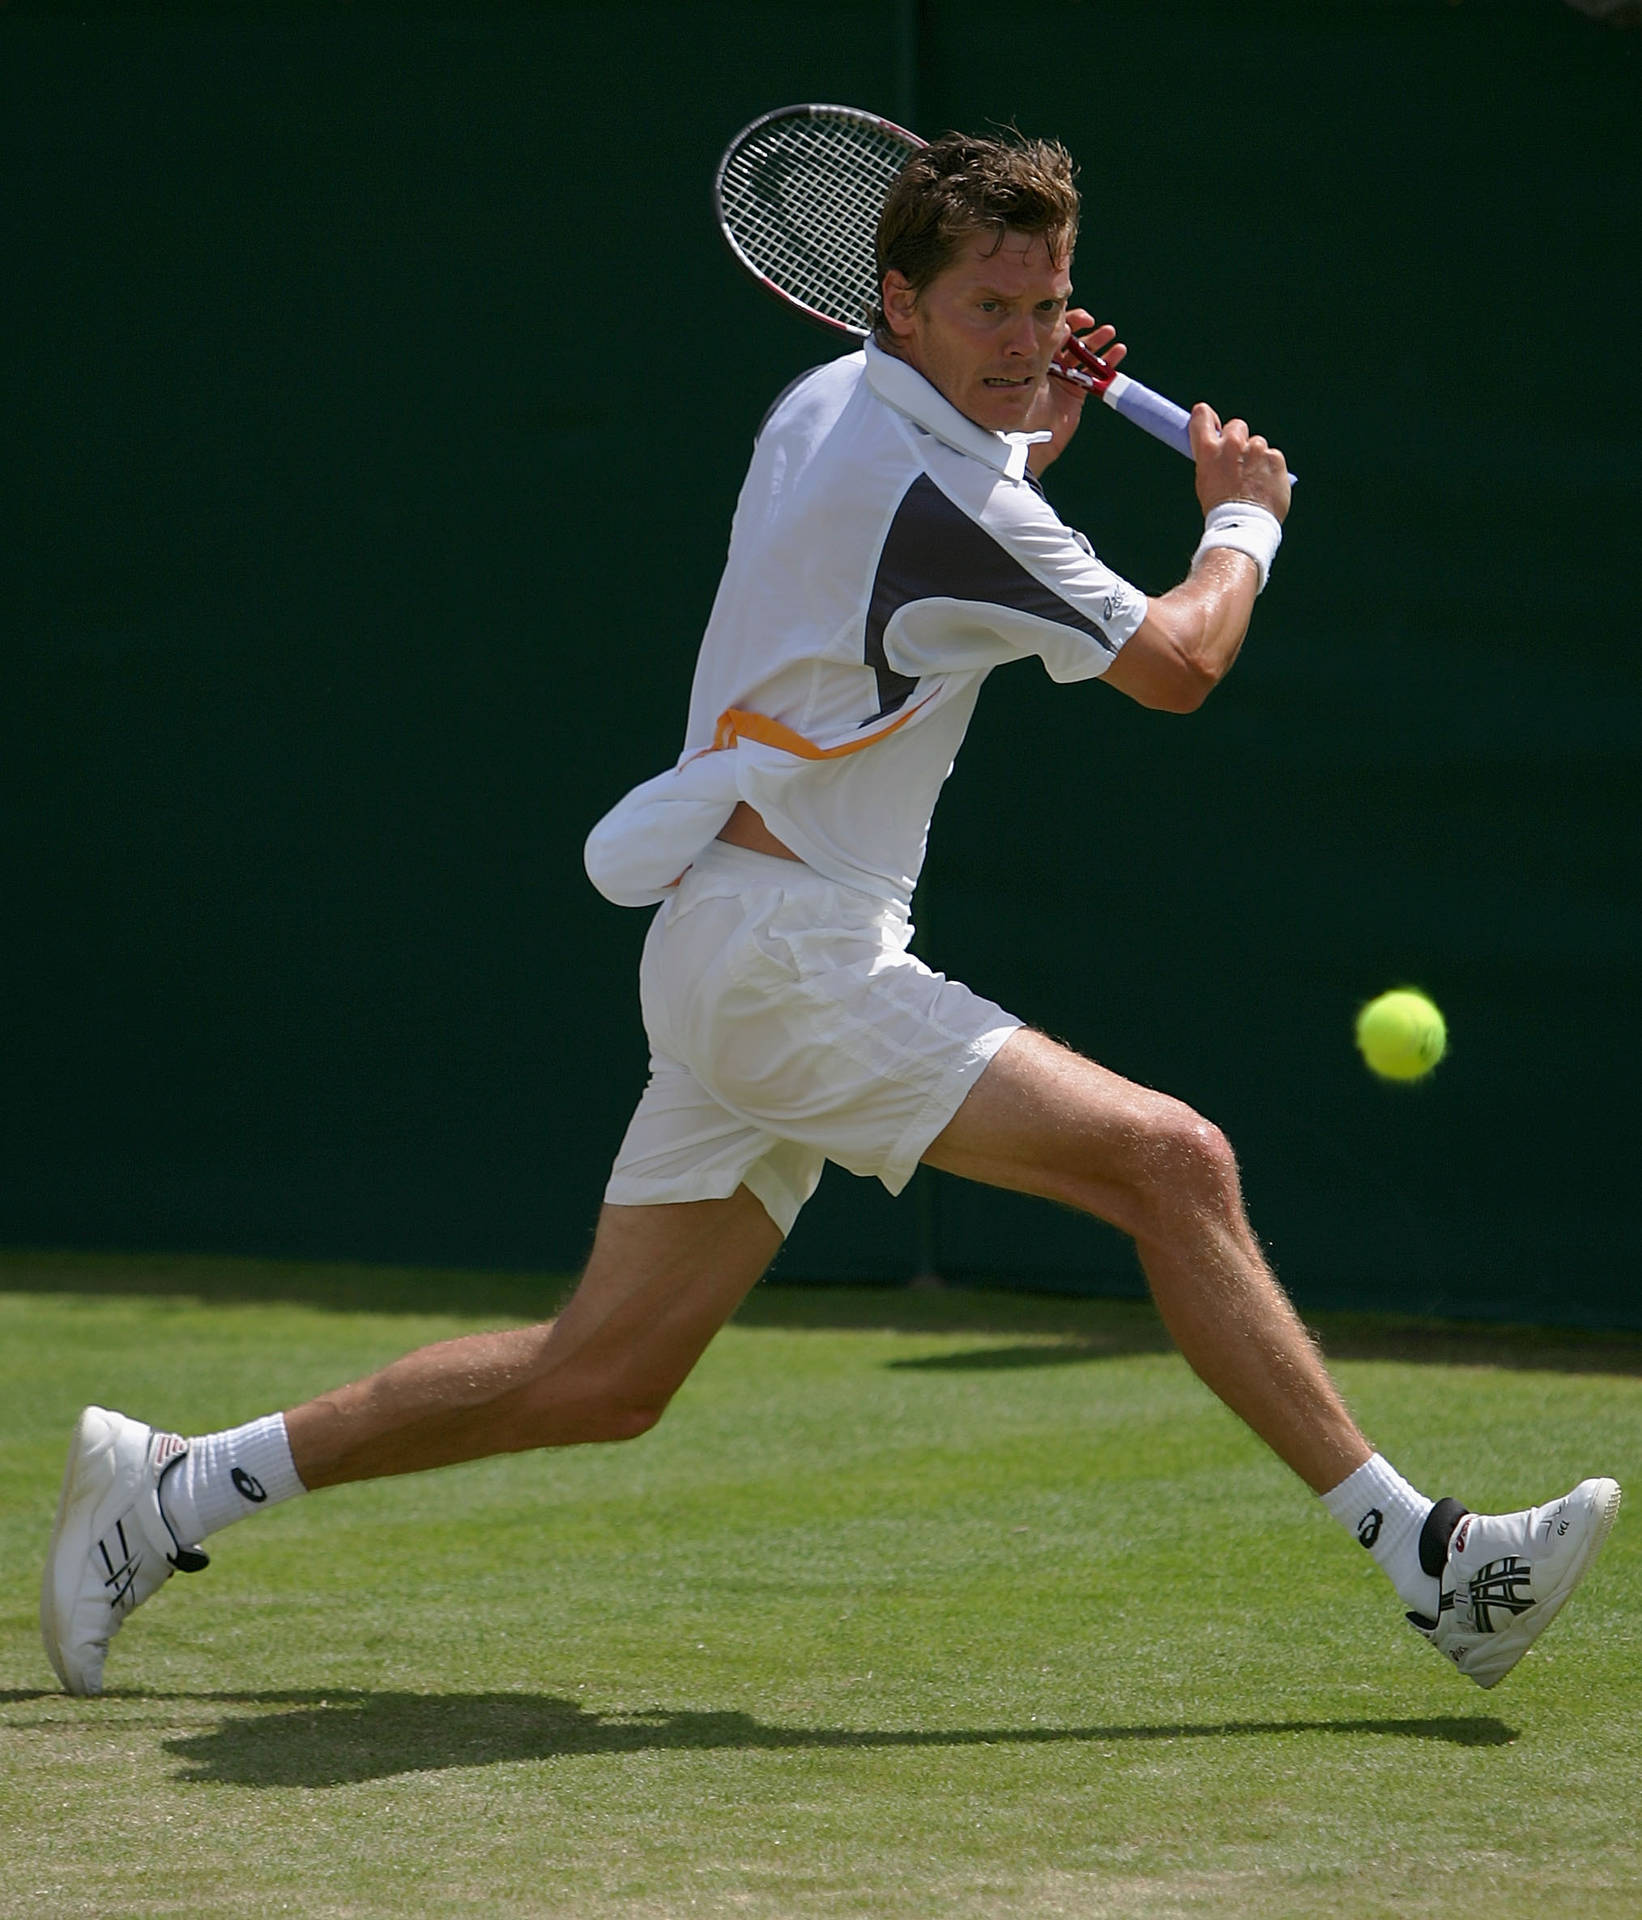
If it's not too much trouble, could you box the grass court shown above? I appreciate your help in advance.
[2,1250,1639,1918]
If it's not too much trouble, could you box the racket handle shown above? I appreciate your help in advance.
[1103,372,1298,486]
[1102,373,1190,457]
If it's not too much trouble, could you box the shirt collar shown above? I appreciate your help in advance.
[863,337,1050,483]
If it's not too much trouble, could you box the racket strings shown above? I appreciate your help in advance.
[719,114,913,335]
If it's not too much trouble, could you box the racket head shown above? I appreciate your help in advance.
[714,103,925,341]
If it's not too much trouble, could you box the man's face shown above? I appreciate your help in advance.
[882,227,1073,433]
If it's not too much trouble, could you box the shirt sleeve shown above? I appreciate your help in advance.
[873,452,1148,687]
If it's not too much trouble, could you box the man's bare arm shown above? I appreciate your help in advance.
[1102,404,1291,712]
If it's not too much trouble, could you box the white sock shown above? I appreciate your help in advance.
[1321,1453,1440,1616]
[158,1413,307,1547]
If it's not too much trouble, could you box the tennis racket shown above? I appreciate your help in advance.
[713,102,1217,469]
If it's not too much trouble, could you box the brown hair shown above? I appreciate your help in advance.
[871,131,1080,345]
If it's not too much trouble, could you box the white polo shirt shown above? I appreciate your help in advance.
[585,338,1148,911]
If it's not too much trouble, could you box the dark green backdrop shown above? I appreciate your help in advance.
[5,3,1639,1325]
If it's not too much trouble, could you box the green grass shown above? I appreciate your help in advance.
[2,1251,1640,1919]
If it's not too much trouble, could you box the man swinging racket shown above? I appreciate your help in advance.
[44,128,1618,1696]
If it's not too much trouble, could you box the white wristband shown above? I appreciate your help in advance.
[1194,501,1283,594]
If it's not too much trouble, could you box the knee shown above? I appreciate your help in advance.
[576,1396,668,1445]
[511,1366,673,1449]
[1119,1095,1243,1232]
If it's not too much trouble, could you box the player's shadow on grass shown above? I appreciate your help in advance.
[888,1342,1160,1371]
[138,1691,1515,1789]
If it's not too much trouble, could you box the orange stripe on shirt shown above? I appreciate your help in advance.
[708,690,936,761]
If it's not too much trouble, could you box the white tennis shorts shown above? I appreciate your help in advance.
[604,842,1022,1234]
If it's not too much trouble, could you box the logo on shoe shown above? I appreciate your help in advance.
[1452,1516,1472,1555]
[1357,1508,1384,1548]
[231,1467,267,1503]
[98,1518,143,1613]
[1466,1555,1534,1633]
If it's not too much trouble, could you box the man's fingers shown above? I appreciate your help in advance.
[1189,402,1223,454]
[1192,407,1292,519]
[1060,320,1118,365]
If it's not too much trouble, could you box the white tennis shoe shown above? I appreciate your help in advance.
[1408,1478,1621,1689]
[40,1405,210,1696]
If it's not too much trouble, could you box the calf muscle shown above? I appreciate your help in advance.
[927,1029,1369,1493]
[287,1189,784,1489]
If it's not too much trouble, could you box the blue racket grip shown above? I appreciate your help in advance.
[1104,374,1297,485]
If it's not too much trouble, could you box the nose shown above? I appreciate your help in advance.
[1002,310,1038,358]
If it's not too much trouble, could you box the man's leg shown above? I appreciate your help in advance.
[289,1189,785,1485]
[924,1026,1366,1492]
[924,1027,1621,1687]
[42,1187,783,1694]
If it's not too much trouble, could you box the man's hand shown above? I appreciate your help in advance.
[1189,404,1291,521]
[1103,403,1289,714]
[1025,312,1125,476]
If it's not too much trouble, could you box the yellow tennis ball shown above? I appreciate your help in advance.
[1355,989,1447,1081]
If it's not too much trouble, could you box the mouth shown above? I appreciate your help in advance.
[982,375,1037,390]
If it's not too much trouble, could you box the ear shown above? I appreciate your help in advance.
[880,270,919,341]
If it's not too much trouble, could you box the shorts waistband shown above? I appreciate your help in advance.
[682,840,913,934]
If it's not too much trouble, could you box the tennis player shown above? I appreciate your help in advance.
[43,132,1618,1697]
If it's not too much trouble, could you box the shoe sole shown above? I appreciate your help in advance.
[40,1406,116,1697]
[1468,1476,1622,1689]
